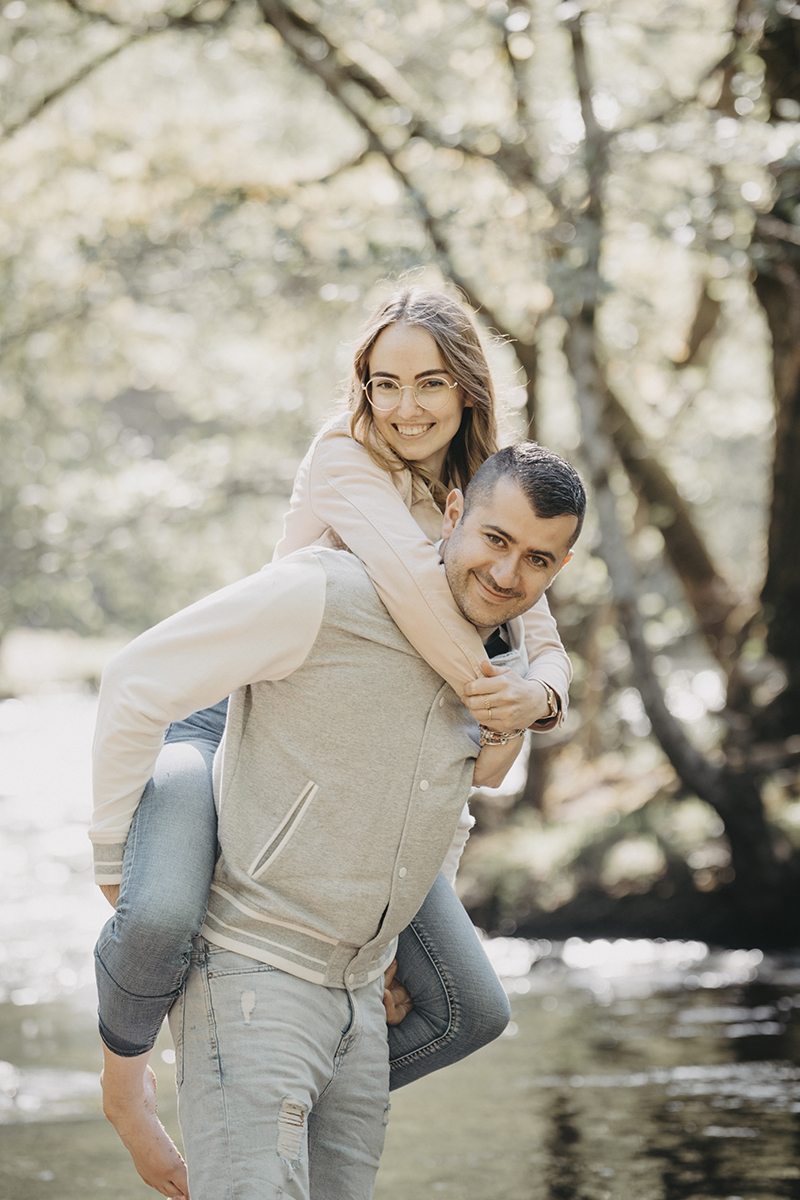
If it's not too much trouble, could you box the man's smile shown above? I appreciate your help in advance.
[471,570,523,604]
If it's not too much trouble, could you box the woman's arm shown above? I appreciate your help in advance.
[276,418,487,695]
[277,420,572,727]
[461,600,571,731]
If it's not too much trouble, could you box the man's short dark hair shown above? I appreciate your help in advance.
[463,443,586,547]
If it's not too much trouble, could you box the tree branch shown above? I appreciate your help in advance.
[755,212,800,249]
[253,3,525,328]
[0,34,139,143]
[567,14,607,228]
[256,0,556,202]
[1,0,244,145]
[610,0,763,138]
[261,0,733,617]
[62,0,236,31]
[0,303,92,357]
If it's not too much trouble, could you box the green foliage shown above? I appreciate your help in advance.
[0,0,792,748]
[4,0,800,918]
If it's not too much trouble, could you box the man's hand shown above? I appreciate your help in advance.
[472,736,525,789]
[383,959,414,1026]
[100,884,120,909]
[462,661,552,732]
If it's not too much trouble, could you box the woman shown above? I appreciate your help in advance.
[92,287,571,1199]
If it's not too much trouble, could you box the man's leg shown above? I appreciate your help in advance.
[308,978,390,1200]
[171,945,389,1200]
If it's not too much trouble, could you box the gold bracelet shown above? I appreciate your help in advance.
[479,726,526,747]
[534,682,559,724]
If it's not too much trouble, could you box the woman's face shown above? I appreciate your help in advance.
[366,322,469,481]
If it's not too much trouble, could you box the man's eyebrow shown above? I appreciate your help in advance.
[481,522,557,564]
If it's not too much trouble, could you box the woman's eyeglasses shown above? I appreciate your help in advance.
[363,376,460,412]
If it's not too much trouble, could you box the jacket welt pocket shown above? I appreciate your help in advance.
[248,781,319,880]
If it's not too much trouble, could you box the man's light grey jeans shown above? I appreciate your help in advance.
[169,941,390,1200]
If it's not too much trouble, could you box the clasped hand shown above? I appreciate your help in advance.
[462,660,550,732]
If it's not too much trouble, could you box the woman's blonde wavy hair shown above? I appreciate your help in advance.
[348,288,499,508]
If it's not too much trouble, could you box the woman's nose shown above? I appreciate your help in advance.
[395,386,425,418]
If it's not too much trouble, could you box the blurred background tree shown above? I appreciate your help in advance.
[2,0,799,942]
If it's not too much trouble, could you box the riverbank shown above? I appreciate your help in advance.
[4,691,800,1199]
[4,939,800,1199]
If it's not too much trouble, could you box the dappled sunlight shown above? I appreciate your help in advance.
[2,0,800,1191]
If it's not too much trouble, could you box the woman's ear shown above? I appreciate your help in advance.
[441,489,465,540]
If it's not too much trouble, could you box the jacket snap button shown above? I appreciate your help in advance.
[398,867,407,878]
[347,973,355,984]
[419,779,429,790]
[439,696,445,706]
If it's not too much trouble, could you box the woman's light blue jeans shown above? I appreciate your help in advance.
[94,700,510,1090]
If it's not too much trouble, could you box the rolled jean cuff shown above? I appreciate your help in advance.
[95,948,178,1057]
[97,1015,157,1058]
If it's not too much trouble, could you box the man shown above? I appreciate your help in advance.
[91,442,585,1200]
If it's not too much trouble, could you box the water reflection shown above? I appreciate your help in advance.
[3,694,800,1198]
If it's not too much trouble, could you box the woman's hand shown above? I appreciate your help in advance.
[462,660,552,732]
[472,736,525,789]
[383,959,414,1025]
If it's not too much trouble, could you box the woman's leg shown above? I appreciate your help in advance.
[94,699,227,1198]
[388,872,510,1091]
[95,738,219,1053]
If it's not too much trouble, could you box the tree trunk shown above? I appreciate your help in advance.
[743,8,800,739]
[565,310,780,898]
[518,742,552,811]
[751,260,800,738]
[601,383,739,652]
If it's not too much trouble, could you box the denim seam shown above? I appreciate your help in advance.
[388,918,459,1070]
[175,984,186,1089]
[316,990,357,1104]
[115,778,149,905]
[201,950,236,1199]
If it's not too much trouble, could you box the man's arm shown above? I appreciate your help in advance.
[473,735,526,789]
[90,552,327,885]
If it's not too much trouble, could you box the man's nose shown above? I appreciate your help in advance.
[489,555,520,590]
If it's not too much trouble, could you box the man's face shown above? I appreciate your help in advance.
[441,477,577,633]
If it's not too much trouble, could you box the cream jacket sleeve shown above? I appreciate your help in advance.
[275,415,571,723]
[90,554,327,883]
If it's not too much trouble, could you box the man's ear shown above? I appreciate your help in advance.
[440,489,465,541]
[545,550,574,589]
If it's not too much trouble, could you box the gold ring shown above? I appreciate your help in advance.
[485,699,492,718]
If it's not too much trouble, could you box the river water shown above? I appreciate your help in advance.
[2,694,800,1199]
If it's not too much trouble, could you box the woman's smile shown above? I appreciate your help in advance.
[393,421,435,437]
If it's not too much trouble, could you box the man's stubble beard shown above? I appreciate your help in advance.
[444,537,532,631]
